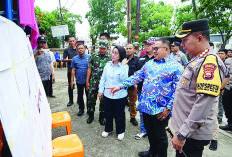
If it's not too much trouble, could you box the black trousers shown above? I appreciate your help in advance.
[48,75,53,96]
[56,60,61,68]
[42,80,50,96]
[143,112,169,157]
[67,72,74,103]
[222,88,232,124]
[77,83,88,111]
[176,138,210,157]
[104,96,126,134]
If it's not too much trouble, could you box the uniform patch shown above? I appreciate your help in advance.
[196,55,221,96]
[182,78,186,85]
[203,63,217,80]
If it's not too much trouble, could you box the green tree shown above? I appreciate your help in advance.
[176,0,232,48]
[86,0,125,45]
[35,7,82,48]
[201,0,232,48]
[117,1,174,43]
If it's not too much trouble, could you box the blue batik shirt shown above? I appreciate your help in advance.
[120,55,183,115]
[71,54,90,84]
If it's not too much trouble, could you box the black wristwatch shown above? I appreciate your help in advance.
[177,133,186,141]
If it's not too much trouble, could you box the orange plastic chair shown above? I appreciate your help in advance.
[52,111,71,135]
[52,134,84,157]
[54,62,58,69]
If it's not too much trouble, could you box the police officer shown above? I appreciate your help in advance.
[86,40,111,125]
[171,19,227,157]
[170,41,188,66]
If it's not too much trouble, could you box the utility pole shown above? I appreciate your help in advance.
[135,0,140,42]
[127,0,132,43]
[5,0,13,21]
[58,0,65,48]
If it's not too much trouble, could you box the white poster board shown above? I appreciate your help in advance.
[0,16,52,157]
[51,25,69,37]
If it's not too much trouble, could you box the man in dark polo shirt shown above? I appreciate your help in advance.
[126,43,139,126]
[63,36,78,107]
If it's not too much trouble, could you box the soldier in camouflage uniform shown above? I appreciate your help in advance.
[86,40,111,125]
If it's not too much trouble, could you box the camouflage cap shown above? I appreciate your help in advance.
[99,40,109,48]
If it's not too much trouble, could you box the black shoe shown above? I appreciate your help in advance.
[77,110,84,116]
[67,101,74,107]
[130,118,138,126]
[87,112,94,124]
[138,150,150,157]
[48,95,56,98]
[219,124,232,131]
[99,112,106,125]
[209,140,218,151]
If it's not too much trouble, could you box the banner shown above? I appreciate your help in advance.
[0,16,52,157]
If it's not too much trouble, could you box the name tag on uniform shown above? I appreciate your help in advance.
[139,58,145,60]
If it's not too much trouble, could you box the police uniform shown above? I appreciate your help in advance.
[171,19,227,157]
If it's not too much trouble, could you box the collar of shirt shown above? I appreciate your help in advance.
[109,61,122,67]
[144,53,154,59]
[153,55,170,63]
[173,51,179,55]
[79,54,86,58]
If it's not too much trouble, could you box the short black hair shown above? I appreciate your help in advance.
[218,49,228,55]
[126,43,135,49]
[157,38,171,50]
[114,45,126,62]
[100,32,110,40]
[200,30,210,41]
[76,43,85,48]
[195,30,210,41]
[69,36,76,39]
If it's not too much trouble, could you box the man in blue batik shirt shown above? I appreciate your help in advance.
[108,39,183,157]
[71,44,90,116]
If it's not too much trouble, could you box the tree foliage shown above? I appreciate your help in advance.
[174,0,232,48]
[35,6,82,48]
[86,0,125,44]
[117,0,174,43]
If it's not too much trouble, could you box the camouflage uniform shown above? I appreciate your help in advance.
[87,52,111,112]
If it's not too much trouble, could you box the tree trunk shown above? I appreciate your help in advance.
[192,0,197,19]
[127,0,132,43]
[218,27,225,49]
[135,0,140,42]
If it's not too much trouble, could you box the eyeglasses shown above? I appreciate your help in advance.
[152,47,167,51]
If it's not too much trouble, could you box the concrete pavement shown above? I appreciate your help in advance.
[49,68,232,157]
